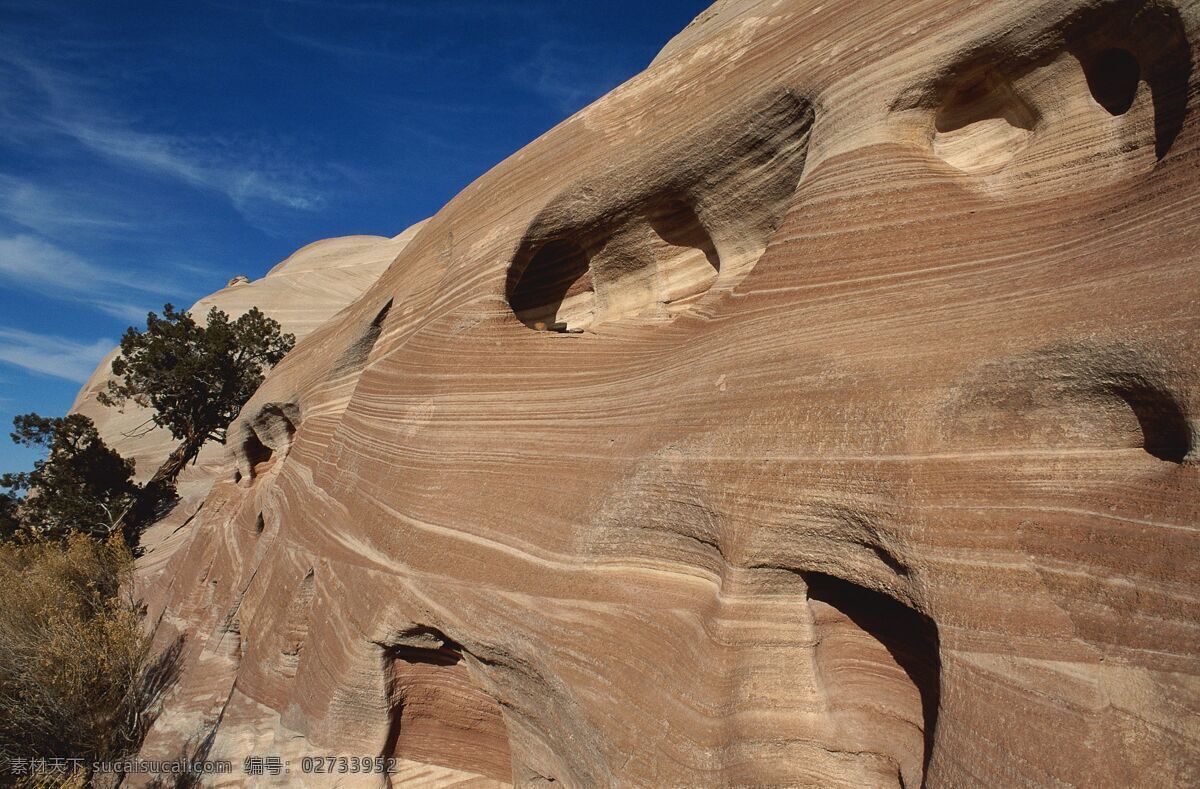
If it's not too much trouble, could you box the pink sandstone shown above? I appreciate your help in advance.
[76,1,1200,785]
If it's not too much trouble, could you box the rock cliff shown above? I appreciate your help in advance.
[103,0,1199,785]
[72,226,425,500]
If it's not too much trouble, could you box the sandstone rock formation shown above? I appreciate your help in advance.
[112,0,1199,785]
[72,227,424,501]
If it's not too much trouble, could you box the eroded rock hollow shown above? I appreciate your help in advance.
[83,0,1200,785]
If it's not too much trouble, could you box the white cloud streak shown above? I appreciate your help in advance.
[0,234,175,298]
[0,175,133,238]
[0,328,113,383]
[55,120,325,216]
[510,41,627,116]
[0,234,174,322]
[0,49,328,224]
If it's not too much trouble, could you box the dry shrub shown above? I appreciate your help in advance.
[0,534,176,785]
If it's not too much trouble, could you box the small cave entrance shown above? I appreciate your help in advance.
[382,630,512,781]
[932,73,1037,173]
[805,573,941,787]
[504,90,810,334]
[335,298,394,374]
[506,198,724,331]
[1066,0,1193,160]
[239,431,274,481]
[507,239,594,332]
[1110,379,1192,463]
[1085,48,1142,115]
[235,402,300,483]
[645,199,720,313]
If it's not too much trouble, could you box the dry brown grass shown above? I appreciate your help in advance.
[0,534,178,786]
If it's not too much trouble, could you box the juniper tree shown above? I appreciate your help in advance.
[98,304,295,486]
[0,414,143,539]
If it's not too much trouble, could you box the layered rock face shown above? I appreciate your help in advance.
[126,0,1199,785]
[72,228,424,500]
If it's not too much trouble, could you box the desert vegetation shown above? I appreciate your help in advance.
[1,414,152,542]
[99,304,295,487]
[0,534,180,786]
[0,303,290,784]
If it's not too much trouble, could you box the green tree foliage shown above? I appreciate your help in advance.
[98,304,295,486]
[0,415,145,540]
[0,533,179,785]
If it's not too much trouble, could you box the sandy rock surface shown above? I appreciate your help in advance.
[72,227,424,499]
[93,0,1200,785]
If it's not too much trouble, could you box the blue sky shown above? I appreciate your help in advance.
[0,0,708,475]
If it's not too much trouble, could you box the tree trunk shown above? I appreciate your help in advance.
[150,437,205,488]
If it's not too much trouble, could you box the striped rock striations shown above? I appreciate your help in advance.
[128,0,1199,785]
[72,228,424,499]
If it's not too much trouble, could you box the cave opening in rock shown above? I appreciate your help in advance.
[237,403,300,482]
[241,431,273,477]
[335,298,394,374]
[356,298,393,359]
[259,404,298,452]
[1066,0,1192,159]
[382,630,513,781]
[804,572,941,785]
[1110,380,1191,463]
[646,199,720,312]
[932,73,1037,173]
[508,239,593,331]
[1086,48,1142,115]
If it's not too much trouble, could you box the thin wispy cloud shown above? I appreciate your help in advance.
[0,234,175,298]
[56,119,326,217]
[0,234,176,323]
[511,41,631,116]
[0,328,113,383]
[266,25,419,63]
[0,48,329,227]
[0,174,133,238]
[93,301,157,324]
[257,0,610,119]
